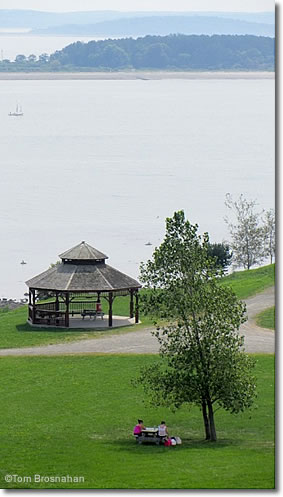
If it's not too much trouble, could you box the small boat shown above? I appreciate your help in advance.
[20,260,27,265]
[145,242,152,246]
[9,104,23,116]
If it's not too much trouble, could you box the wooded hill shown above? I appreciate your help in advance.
[1,34,274,71]
[32,16,274,37]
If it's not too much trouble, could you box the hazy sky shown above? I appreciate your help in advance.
[0,0,274,12]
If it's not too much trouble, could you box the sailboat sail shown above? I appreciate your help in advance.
[9,103,23,116]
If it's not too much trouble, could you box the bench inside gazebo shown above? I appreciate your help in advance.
[25,241,141,328]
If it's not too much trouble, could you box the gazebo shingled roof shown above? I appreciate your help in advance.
[26,241,141,328]
[26,259,141,292]
[26,241,141,292]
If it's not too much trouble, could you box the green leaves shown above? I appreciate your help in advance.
[224,193,273,270]
[136,210,257,440]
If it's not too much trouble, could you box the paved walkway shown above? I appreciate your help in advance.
[0,287,275,356]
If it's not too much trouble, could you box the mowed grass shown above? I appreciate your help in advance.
[0,354,274,489]
[0,297,152,349]
[220,264,275,299]
[256,307,275,330]
[0,264,275,349]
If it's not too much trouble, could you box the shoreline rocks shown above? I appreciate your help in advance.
[0,298,27,310]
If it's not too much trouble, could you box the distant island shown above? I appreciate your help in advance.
[0,9,274,31]
[31,16,274,37]
[0,34,274,72]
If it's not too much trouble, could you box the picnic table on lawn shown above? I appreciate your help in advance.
[136,427,164,445]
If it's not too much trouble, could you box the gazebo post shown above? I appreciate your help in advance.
[55,291,59,312]
[65,292,69,328]
[55,291,60,326]
[135,292,139,324]
[31,289,36,324]
[130,289,134,318]
[108,292,113,327]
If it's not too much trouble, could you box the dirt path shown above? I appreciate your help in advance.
[237,286,275,354]
[0,287,274,356]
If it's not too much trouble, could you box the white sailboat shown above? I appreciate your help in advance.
[9,104,23,116]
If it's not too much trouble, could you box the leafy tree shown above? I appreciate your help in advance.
[224,193,265,270]
[262,209,275,264]
[137,43,170,68]
[49,260,61,268]
[38,53,49,64]
[48,60,61,71]
[136,211,256,441]
[27,54,37,63]
[207,242,232,271]
[177,52,192,68]
[98,44,130,69]
[15,54,27,63]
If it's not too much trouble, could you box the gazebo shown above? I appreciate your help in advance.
[26,241,142,328]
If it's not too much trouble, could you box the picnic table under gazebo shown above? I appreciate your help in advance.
[26,241,141,328]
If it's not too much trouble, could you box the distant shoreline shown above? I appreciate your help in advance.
[0,71,275,81]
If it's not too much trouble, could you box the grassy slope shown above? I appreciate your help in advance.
[256,307,275,330]
[220,264,275,299]
[0,354,274,489]
[0,264,275,349]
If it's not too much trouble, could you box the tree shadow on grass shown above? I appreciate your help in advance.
[112,437,237,453]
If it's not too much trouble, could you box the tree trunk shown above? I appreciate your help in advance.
[202,400,210,440]
[207,400,217,441]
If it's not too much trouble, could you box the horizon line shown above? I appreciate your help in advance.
[0,8,275,14]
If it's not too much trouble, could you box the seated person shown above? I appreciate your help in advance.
[158,421,169,439]
[133,419,145,437]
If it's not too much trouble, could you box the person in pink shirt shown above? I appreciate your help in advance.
[133,419,145,437]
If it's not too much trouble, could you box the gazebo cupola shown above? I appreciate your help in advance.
[26,241,141,328]
[59,241,109,265]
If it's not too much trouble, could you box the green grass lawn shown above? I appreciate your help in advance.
[0,264,275,349]
[220,264,275,299]
[0,298,153,349]
[0,354,274,489]
[256,307,275,330]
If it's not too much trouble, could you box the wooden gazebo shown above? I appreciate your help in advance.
[26,241,141,328]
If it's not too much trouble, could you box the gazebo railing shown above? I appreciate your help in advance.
[35,301,57,311]
[34,300,99,316]
[28,286,139,327]
[69,301,97,315]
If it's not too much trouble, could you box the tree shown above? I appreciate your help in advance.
[98,44,130,69]
[262,209,275,264]
[27,54,37,63]
[15,54,27,64]
[48,60,61,71]
[136,43,170,69]
[224,193,264,270]
[49,260,61,268]
[38,53,49,64]
[136,211,256,441]
[207,242,232,271]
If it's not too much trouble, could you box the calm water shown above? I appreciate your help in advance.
[0,78,274,298]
